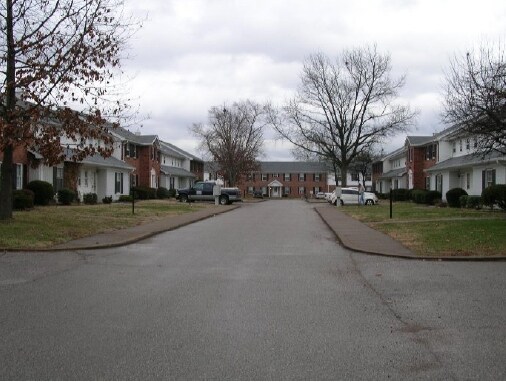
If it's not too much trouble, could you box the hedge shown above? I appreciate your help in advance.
[391,188,410,201]
[57,188,76,205]
[118,195,133,203]
[156,187,170,199]
[466,196,482,209]
[132,186,157,200]
[446,188,468,208]
[481,184,506,210]
[425,190,442,205]
[410,189,427,204]
[27,180,54,206]
[83,193,98,205]
[13,189,34,210]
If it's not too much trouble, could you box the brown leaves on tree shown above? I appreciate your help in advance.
[0,0,138,219]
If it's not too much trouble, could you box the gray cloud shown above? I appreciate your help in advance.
[122,0,506,160]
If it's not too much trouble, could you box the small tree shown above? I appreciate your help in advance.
[191,100,268,186]
[268,46,416,186]
[442,42,506,156]
[0,0,138,220]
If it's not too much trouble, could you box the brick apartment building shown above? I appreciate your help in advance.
[113,127,161,189]
[405,136,439,190]
[205,161,330,198]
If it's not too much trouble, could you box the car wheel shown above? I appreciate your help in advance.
[365,199,373,205]
[219,195,229,205]
[180,194,188,203]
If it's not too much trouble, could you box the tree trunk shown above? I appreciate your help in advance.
[0,0,16,220]
[340,164,348,187]
[0,145,14,220]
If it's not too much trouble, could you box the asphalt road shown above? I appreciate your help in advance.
[1,200,505,380]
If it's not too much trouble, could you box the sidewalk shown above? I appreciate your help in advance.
[314,204,417,259]
[14,201,503,260]
[48,204,239,251]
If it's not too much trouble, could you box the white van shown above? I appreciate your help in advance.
[329,187,379,206]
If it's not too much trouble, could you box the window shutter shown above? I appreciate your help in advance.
[482,170,486,191]
[53,167,57,190]
[492,169,496,185]
[12,164,17,189]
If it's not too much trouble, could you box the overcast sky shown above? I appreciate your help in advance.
[122,0,506,160]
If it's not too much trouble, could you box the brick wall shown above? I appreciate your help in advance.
[237,172,328,197]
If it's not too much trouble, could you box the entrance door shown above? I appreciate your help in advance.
[272,187,280,197]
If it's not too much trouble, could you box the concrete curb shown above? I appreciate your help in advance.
[314,205,506,262]
[4,204,240,253]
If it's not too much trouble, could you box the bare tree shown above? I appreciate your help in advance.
[268,46,416,186]
[442,42,506,155]
[349,147,379,186]
[191,100,267,187]
[0,0,137,220]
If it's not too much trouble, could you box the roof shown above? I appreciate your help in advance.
[112,126,158,146]
[160,165,196,178]
[64,148,134,170]
[159,141,186,159]
[379,167,407,179]
[426,151,506,172]
[405,136,435,147]
[381,146,406,161]
[161,141,203,162]
[204,161,329,173]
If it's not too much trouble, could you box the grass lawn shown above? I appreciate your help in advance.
[341,202,506,257]
[0,200,209,250]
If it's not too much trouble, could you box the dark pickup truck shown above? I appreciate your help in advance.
[176,181,242,205]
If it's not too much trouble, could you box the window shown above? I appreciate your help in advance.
[54,167,64,192]
[298,186,305,195]
[425,176,431,190]
[272,173,279,178]
[262,186,267,195]
[452,141,456,153]
[115,172,123,194]
[284,186,291,195]
[261,173,268,181]
[474,138,478,149]
[482,169,496,190]
[170,176,175,190]
[247,173,252,181]
[15,164,23,190]
[466,138,470,150]
[247,186,254,194]
[459,139,463,152]
[125,143,136,158]
[313,186,320,194]
[314,173,320,182]
[351,173,359,182]
[284,173,291,181]
[436,174,443,193]
[130,174,138,188]
[84,170,88,187]
[299,173,305,181]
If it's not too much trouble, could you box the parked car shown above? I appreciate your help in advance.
[177,181,242,205]
[315,192,326,199]
[329,187,379,206]
[253,190,264,198]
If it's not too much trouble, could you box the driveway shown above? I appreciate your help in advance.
[0,200,505,379]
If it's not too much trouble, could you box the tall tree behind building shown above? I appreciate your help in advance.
[268,46,416,186]
[442,42,506,155]
[191,100,268,186]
